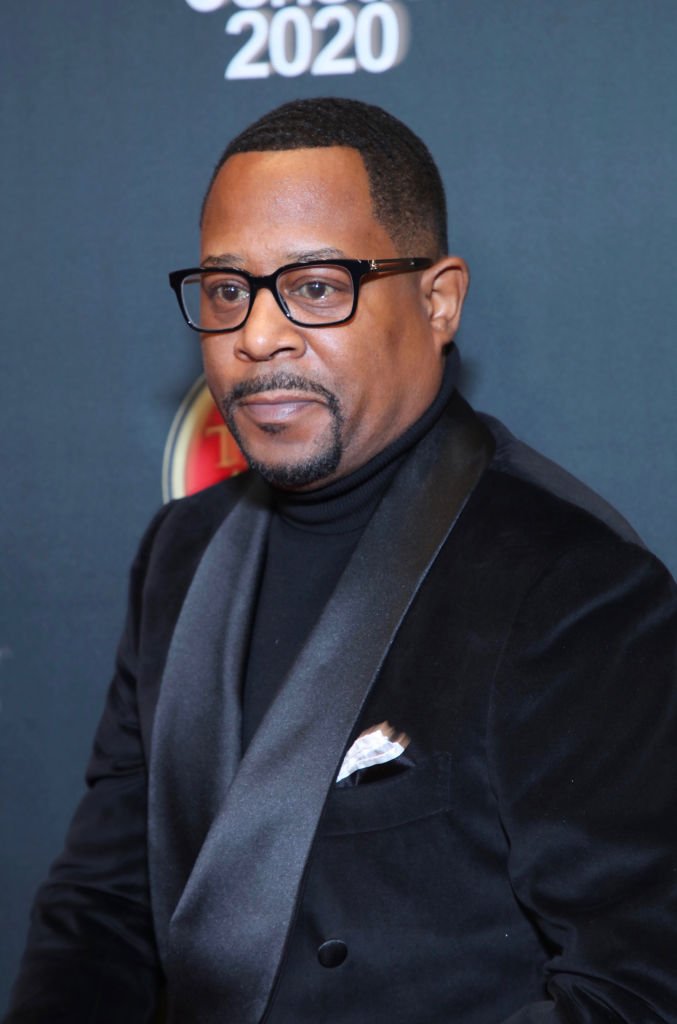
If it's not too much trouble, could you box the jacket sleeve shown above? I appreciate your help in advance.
[3,506,174,1024]
[488,536,677,1023]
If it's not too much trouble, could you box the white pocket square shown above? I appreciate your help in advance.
[337,721,410,782]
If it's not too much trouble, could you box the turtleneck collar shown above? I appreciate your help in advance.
[270,346,460,534]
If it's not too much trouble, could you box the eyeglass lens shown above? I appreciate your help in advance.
[181,264,356,330]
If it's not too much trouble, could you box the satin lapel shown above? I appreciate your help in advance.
[148,473,270,963]
[166,395,495,1024]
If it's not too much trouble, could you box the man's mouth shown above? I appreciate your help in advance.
[221,371,340,431]
[237,391,324,426]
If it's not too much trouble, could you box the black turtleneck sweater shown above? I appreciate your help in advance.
[241,352,459,749]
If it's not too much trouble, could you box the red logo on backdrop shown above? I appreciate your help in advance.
[162,376,248,501]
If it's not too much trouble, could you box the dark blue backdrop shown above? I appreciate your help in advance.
[1,0,676,1005]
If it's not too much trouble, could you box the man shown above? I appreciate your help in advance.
[5,98,677,1023]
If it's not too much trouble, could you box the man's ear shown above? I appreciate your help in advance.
[422,256,470,351]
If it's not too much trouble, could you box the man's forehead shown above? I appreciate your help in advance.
[200,147,396,264]
[201,247,349,270]
[205,146,370,207]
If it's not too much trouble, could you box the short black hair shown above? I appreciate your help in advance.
[201,97,448,258]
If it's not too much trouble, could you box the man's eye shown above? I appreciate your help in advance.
[206,279,249,304]
[294,280,338,301]
[284,270,351,305]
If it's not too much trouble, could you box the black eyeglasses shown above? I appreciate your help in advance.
[168,257,433,333]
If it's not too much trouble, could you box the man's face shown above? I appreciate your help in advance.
[199,146,462,490]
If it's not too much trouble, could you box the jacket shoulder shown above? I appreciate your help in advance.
[121,473,257,632]
[141,473,252,563]
[477,411,647,554]
[161,472,252,534]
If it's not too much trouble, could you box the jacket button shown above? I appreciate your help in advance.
[317,939,348,968]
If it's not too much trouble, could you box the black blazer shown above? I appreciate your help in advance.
[6,395,677,1024]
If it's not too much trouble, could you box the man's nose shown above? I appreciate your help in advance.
[234,286,306,362]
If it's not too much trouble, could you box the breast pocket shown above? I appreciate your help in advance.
[319,753,452,836]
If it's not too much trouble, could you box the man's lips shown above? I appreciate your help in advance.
[236,391,325,426]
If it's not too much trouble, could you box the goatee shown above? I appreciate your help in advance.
[219,371,345,489]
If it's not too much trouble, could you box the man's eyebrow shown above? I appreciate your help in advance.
[200,248,348,270]
[201,253,245,269]
[287,247,348,263]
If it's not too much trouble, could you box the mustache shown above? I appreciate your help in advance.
[220,372,341,414]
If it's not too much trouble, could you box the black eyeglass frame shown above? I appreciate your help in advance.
[168,257,433,333]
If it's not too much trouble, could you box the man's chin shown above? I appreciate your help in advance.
[242,446,343,490]
[223,404,344,490]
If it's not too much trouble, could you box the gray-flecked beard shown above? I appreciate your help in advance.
[218,371,345,489]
